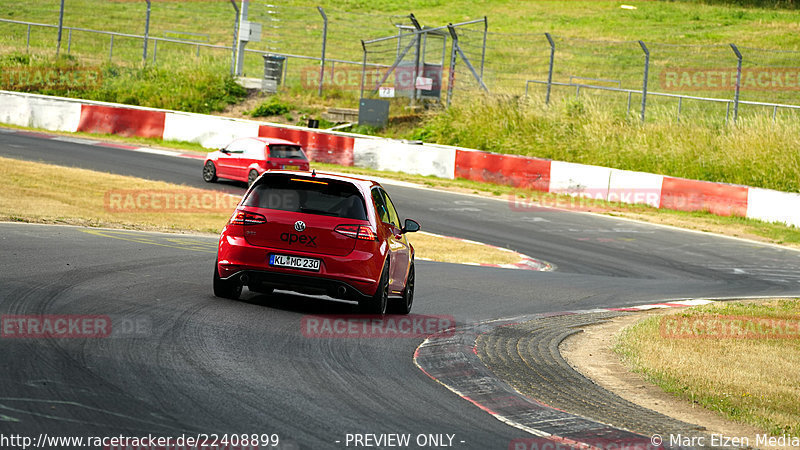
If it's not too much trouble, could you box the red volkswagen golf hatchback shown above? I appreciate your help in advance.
[213,170,420,314]
[203,137,310,186]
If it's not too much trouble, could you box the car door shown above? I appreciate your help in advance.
[381,189,411,294]
[217,139,245,180]
[372,187,409,295]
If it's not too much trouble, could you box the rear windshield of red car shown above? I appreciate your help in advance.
[243,175,367,220]
[269,145,307,160]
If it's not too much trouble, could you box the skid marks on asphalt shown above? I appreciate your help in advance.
[80,229,216,253]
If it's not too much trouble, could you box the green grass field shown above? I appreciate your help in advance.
[616,299,800,436]
[2,1,800,194]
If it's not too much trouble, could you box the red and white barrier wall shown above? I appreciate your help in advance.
[2,89,799,228]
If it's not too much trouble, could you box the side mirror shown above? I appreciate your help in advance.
[402,218,420,234]
[220,148,230,154]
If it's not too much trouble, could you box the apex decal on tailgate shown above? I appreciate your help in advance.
[280,232,317,247]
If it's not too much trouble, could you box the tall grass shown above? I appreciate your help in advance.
[1,52,247,114]
[416,95,800,192]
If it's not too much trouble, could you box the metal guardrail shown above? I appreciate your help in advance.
[525,79,800,123]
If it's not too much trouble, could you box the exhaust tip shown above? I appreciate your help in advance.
[336,286,347,298]
[240,274,249,285]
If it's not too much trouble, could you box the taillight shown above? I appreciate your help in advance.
[230,210,267,226]
[335,224,377,241]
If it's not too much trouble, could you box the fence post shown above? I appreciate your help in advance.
[360,40,367,99]
[545,32,555,105]
[109,35,114,62]
[143,0,151,62]
[627,91,631,115]
[56,0,65,56]
[26,24,31,52]
[153,39,157,64]
[638,40,649,123]
[317,6,327,97]
[229,0,239,76]
[235,0,249,76]
[730,43,742,125]
[446,26,458,108]
[67,29,72,54]
[480,16,488,82]
[410,14,422,105]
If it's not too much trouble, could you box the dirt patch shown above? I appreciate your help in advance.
[560,310,794,449]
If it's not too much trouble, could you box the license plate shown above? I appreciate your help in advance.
[283,165,300,170]
[269,254,321,271]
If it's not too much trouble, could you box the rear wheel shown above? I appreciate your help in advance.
[202,161,217,182]
[248,169,259,187]
[360,262,389,315]
[213,262,241,300]
[389,262,414,315]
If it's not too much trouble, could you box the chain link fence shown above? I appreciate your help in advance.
[2,1,800,123]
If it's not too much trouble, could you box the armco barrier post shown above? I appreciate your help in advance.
[638,40,649,123]
[545,32,555,105]
[730,43,742,125]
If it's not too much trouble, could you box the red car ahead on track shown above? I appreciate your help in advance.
[214,170,420,314]
[202,137,311,186]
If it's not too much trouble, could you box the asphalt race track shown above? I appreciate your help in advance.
[2,128,800,449]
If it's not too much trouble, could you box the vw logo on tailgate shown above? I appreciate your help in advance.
[294,221,306,232]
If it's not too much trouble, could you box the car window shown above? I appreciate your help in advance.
[380,189,401,228]
[225,139,247,155]
[371,188,391,224]
[243,139,266,159]
[269,145,307,160]
[243,175,367,220]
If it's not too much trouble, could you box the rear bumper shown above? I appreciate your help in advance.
[217,234,383,298]
[221,269,370,300]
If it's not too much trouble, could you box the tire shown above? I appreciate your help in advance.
[247,169,259,187]
[360,261,389,315]
[389,262,414,315]
[213,262,242,300]
[202,161,217,183]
